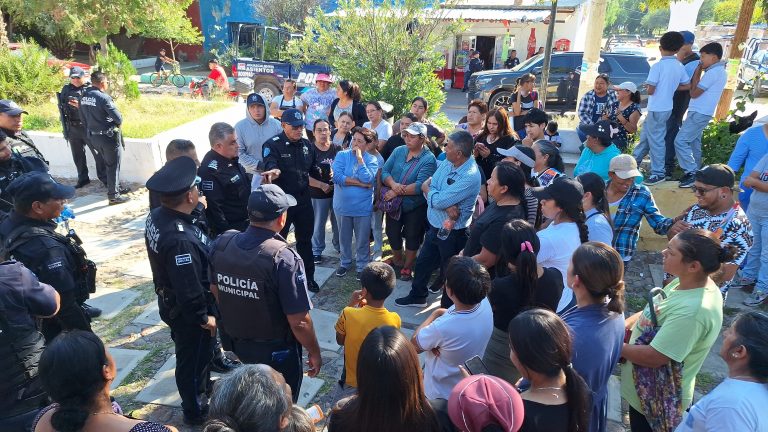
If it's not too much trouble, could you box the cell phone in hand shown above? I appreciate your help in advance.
[464,355,489,375]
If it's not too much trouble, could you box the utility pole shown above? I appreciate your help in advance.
[539,0,558,108]
[714,0,757,119]
[576,0,608,103]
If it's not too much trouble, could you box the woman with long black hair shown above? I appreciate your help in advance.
[577,173,613,245]
[499,144,541,227]
[532,140,565,187]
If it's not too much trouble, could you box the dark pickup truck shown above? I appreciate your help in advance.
[736,38,768,97]
[467,52,650,109]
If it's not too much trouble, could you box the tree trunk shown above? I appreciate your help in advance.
[169,40,177,62]
[0,7,9,48]
[714,0,757,118]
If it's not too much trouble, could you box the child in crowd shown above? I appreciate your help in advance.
[740,153,768,307]
[284,405,316,432]
[632,31,690,186]
[544,120,562,147]
[334,262,401,392]
[521,108,548,147]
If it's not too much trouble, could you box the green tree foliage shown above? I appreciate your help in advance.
[0,40,63,104]
[713,0,765,23]
[605,0,646,35]
[286,0,464,118]
[640,8,670,34]
[140,1,202,61]
[95,43,140,100]
[253,0,322,27]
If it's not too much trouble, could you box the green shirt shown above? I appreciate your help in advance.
[620,278,723,413]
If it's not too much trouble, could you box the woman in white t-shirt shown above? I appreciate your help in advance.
[577,172,614,245]
[531,177,589,312]
[363,101,392,151]
[269,79,305,119]
[674,310,768,432]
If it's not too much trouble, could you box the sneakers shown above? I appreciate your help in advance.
[313,255,322,265]
[75,179,91,189]
[678,172,695,188]
[394,295,428,308]
[335,266,348,277]
[743,290,768,307]
[109,195,130,205]
[428,282,443,294]
[81,303,102,319]
[643,175,666,186]
[308,280,320,293]
[731,276,756,293]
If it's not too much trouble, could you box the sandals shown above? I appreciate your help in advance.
[400,267,412,281]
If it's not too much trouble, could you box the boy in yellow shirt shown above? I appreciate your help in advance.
[335,262,401,390]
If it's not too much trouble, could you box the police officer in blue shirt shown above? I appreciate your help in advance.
[209,184,322,400]
[261,108,324,292]
[144,156,216,425]
[79,71,129,205]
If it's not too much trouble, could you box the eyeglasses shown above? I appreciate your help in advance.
[692,186,717,196]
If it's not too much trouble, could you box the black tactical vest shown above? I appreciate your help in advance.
[209,231,292,341]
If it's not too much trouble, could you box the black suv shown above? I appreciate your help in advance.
[467,52,650,110]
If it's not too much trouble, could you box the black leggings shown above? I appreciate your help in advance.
[628,406,653,432]
[385,204,427,251]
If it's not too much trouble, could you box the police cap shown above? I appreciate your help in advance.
[248,184,297,221]
[146,156,199,196]
[7,172,75,205]
[281,108,305,127]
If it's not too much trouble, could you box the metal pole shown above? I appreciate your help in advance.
[539,0,558,109]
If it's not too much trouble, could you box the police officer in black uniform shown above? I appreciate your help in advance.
[144,156,216,425]
[79,71,129,205]
[209,184,322,400]
[0,173,95,341]
[0,261,60,432]
[261,108,324,293]
[0,130,48,214]
[198,122,250,236]
[0,99,48,162]
[57,66,107,189]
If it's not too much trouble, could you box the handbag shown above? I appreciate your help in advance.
[376,155,420,221]
[632,287,684,432]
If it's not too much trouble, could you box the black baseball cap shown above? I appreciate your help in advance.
[7,172,75,205]
[146,156,199,196]
[578,120,618,144]
[0,100,28,116]
[248,184,297,221]
[69,66,86,78]
[695,164,735,188]
[246,93,267,106]
[531,177,584,208]
[281,108,305,127]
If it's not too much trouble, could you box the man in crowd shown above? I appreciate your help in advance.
[659,164,753,296]
[395,130,481,307]
[462,51,484,92]
[664,30,700,180]
[198,122,250,236]
[0,100,47,161]
[234,93,282,179]
[0,173,96,341]
[209,184,322,400]
[0,261,60,432]
[202,59,229,99]
[262,109,326,293]
[58,66,105,189]
[0,130,48,214]
[504,49,520,69]
[521,108,549,146]
[144,156,217,425]
[79,71,129,205]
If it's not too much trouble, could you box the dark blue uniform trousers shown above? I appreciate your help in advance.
[169,319,215,418]
[89,133,122,198]
[230,338,303,402]
[408,227,468,303]
[68,126,106,184]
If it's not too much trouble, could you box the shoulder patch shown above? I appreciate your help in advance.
[201,180,214,191]
[47,261,64,270]
[271,136,280,141]
[208,160,218,170]
[263,147,271,158]
[175,254,192,266]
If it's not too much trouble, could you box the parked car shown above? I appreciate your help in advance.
[9,42,92,77]
[604,34,645,51]
[737,38,768,97]
[467,52,650,110]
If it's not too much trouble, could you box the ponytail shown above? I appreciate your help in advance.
[500,220,540,306]
[630,90,641,104]
[51,400,91,432]
[571,242,626,313]
[562,363,591,432]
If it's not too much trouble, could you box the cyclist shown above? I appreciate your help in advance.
[154,48,176,77]
[201,59,230,99]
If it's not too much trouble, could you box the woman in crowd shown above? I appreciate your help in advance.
[484,220,564,383]
[728,122,768,210]
[532,177,589,312]
[457,99,488,138]
[310,119,342,264]
[621,229,729,432]
[606,81,641,151]
[508,309,591,432]
[532,140,565,187]
[204,364,293,432]
[563,243,626,432]
[332,127,380,279]
[363,101,392,149]
[381,122,437,280]
[573,120,622,181]
[393,96,446,148]
[674,311,768,431]
[270,79,305,119]
[330,326,440,432]
[474,108,518,181]
[300,74,336,141]
[510,73,539,138]
[577,173,613,245]
[34,330,177,432]
[499,145,541,227]
[332,111,355,149]
[576,74,617,143]
[329,80,367,127]
[463,162,527,277]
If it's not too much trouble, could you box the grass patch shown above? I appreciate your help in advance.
[92,282,155,343]
[695,371,722,395]
[24,95,235,138]
[625,293,647,314]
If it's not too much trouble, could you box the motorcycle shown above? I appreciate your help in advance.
[189,78,242,101]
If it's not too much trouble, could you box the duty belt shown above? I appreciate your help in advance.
[89,127,119,137]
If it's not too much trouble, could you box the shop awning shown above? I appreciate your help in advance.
[439,8,554,23]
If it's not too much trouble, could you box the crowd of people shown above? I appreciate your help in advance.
[1,28,767,432]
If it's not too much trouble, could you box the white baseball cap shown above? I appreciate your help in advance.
[613,81,638,93]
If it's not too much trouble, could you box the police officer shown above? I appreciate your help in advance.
[0,130,48,214]
[209,184,322,400]
[0,261,60,432]
[198,122,250,236]
[0,99,48,162]
[58,66,107,189]
[0,173,94,341]
[261,108,324,292]
[79,71,129,205]
[144,156,216,425]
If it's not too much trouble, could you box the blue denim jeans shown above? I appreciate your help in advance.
[674,111,711,174]
[742,206,768,293]
[371,209,383,259]
[311,197,339,256]
[336,213,372,272]
[633,110,672,177]
[408,226,469,300]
